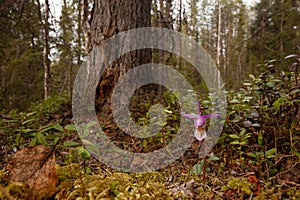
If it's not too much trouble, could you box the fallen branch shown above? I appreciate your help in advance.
[278,179,300,187]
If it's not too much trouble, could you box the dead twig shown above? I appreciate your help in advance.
[271,160,300,180]
[278,179,300,187]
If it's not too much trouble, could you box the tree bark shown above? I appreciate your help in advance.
[43,0,50,99]
[89,0,151,116]
[73,0,82,98]
[216,0,221,68]
[82,0,91,54]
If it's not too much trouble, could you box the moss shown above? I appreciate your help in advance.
[0,168,8,184]
[57,163,81,182]
[287,187,300,199]
[254,185,300,200]
[56,170,175,199]
[1,182,31,200]
[254,187,283,200]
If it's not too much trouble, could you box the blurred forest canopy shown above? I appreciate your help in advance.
[0,0,299,111]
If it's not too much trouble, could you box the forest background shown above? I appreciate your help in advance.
[0,0,300,199]
[0,0,299,110]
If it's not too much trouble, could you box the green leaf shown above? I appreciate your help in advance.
[229,134,240,139]
[248,160,255,164]
[54,136,60,145]
[249,74,255,80]
[164,109,173,114]
[22,118,35,125]
[293,149,300,158]
[264,112,270,119]
[240,128,246,135]
[207,156,220,161]
[228,111,236,115]
[85,167,91,174]
[45,134,58,140]
[266,148,276,158]
[190,160,204,175]
[290,89,300,95]
[30,137,37,146]
[21,128,35,133]
[15,133,21,144]
[37,132,48,146]
[258,132,263,146]
[3,119,18,123]
[64,124,76,131]
[77,147,91,160]
[82,129,89,137]
[230,141,241,145]
[266,59,276,64]
[217,134,226,144]
[243,82,252,86]
[81,139,100,155]
[53,124,64,132]
[247,152,257,158]
[26,112,37,116]
[64,141,81,147]
[230,99,239,104]
[39,124,55,133]
[85,121,98,129]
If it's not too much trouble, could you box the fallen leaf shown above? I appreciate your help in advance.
[6,145,58,199]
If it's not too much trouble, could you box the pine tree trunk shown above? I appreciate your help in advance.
[89,0,151,116]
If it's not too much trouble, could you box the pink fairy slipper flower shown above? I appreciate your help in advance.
[180,100,220,141]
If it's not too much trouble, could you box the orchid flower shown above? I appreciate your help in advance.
[180,100,220,141]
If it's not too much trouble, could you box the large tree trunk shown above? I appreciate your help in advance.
[89,0,151,117]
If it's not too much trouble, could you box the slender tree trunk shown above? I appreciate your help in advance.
[279,0,284,66]
[178,0,182,33]
[226,19,232,78]
[158,0,165,94]
[70,0,83,98]
[216,0,221,68]
[82,0,91,54]
[176,0,182,71]
[260,6,265,61]
[37,0,42,25]
[43,0,50,99]
[152,0,159,28]
[61,0,72,98]
[165,0,173,29]
[159,0,164,28]
[216,0,222,86]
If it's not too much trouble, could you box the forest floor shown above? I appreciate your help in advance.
[0,92,300,199]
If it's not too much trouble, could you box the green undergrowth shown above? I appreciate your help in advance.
[1,57,300,199]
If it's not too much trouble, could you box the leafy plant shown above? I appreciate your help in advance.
[222,178,255,199]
